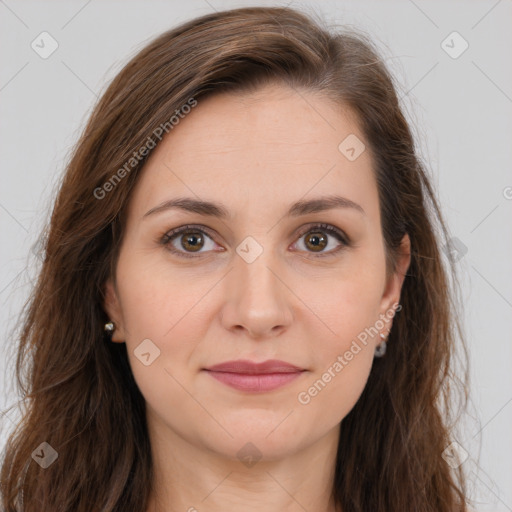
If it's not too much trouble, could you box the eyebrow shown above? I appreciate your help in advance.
[143,194,366,219]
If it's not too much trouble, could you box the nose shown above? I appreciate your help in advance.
[219,249,294,340]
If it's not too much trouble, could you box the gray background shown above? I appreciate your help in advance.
[1,1,511,510]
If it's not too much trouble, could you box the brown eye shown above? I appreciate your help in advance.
[161,223,349,260]
[294,223,349,257]
[304,231,328,252]
[179,231,204,252]
[161,225,219,258]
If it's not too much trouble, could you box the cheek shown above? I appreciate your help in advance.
[115,250,207,341]
[295,345,374,436]
[294,280,380,425]
[292,262,384,417]
[299,257,385,345]
[114,259,207,427]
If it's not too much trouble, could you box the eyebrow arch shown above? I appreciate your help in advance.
[143,194,366,219]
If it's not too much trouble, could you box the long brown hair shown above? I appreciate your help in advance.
[1,6,471,511]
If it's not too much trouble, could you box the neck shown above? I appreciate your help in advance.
[145,414,341,512]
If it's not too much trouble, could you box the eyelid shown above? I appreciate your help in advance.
[161,224,218,243]
[294,222,349,244]
[290,223,350,258]
[160,222,350,258]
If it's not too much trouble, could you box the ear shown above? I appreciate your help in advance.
[379,233,411,323]
[103,278,126,343]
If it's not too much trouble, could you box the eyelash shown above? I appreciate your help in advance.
[160,223,350,259]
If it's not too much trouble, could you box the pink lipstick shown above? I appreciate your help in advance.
[203,359,306,392]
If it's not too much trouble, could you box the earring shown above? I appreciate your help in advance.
[374,332,387,358]
[104,321,115,335]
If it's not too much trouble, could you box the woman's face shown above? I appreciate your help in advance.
[104,83,410,461]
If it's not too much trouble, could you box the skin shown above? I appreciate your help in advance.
[104,83,411,512]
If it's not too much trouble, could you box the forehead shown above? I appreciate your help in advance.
[128,84,379,222]
[164,84,363,154]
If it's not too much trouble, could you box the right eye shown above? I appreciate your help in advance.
[160,225,222,259]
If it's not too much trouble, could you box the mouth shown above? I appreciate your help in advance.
[202,359,307,392]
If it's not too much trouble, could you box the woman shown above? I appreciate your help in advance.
[0,6,471,511]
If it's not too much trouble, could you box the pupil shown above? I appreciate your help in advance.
[183,233,203,251]
[307,232,327,251]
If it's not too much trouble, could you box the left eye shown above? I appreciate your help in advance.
[161,223,349,259]
[292,223,348,256]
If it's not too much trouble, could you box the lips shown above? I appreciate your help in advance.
[203,359,306,392]
[205,359,304,374]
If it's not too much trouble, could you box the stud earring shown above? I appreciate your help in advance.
[374,332,387,358]
[104,321,115,335]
